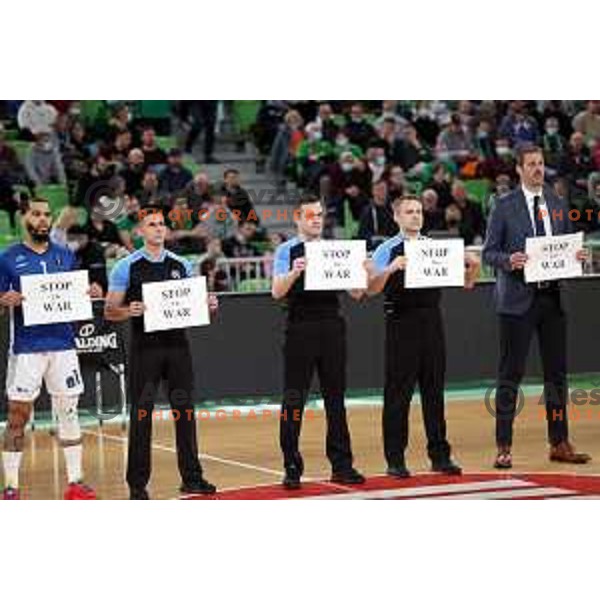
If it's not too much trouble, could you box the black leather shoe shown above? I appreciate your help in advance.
[331,468,366,485]
[386,464,411,478]
[283,467,301,490]
[431,458,462,476]
[130,488,150,500]
[180,479,217,495]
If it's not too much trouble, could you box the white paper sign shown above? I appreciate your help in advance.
[304,240,367,291]
[142,276,209,332]
[404,238,465,288]
[524,232,583,283]
[20,270,93,326]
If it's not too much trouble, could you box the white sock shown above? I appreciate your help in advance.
[2,451,23,489]
[63,445,83,484]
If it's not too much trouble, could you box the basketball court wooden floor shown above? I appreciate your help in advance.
[5,393,600,500]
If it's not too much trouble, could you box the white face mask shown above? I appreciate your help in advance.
[336,137,348,146]
[341,163,353,173]
[546,128,559,135]
[311,131,323,141]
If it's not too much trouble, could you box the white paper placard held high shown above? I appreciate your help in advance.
[304,240,367,291]
[524,232,583,283]
[21,270,93,326]
[142,276,209,332]
[404,238,465,288]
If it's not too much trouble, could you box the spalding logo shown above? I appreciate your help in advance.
[79,323,96,337]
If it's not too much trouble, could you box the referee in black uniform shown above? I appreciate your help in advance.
[105,209,218,499]
[272,194,365,489]
[367,195,479,478]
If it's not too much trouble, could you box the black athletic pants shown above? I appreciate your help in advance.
[126,339,203,490]
[383,307,451,466]
[495,289,569,447]
[280,316,354,474]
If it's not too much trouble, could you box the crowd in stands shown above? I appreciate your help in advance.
[1,100,600,291]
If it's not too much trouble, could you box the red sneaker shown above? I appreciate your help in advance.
[64,483,97,500]
[2,487,20,500]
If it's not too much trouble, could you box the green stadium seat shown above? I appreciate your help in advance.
[464,179,491,208]
[36,184,69,213]
[236,278,271,293]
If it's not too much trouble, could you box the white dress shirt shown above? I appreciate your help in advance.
[521,185,553,236]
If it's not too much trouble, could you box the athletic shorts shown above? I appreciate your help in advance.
[5,349,84,402]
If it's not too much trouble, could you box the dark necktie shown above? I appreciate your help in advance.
[533,195,546,236]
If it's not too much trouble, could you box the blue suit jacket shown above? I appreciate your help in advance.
[482,185,573,316]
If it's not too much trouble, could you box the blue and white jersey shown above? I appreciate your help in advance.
[0,242,77,354]
[371,234,405,275]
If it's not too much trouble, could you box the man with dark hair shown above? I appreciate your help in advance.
[105,209,218,499]
[366,195,477,478]
[271,194,365,489]
[483,143,590,469]
[221,168,257,223]
[0,197,102,499]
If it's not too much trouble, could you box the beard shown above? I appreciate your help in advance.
[26,223,50,243]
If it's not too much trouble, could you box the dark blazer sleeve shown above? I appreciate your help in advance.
[482,199,512,272]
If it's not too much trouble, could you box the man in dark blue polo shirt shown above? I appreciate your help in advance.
[367,195,479,478]
[272,194,365,489]
[105,209,218,499]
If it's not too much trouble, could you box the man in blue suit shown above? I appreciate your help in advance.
[482,143,590,469]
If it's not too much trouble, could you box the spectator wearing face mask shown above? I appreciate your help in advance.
[343,103,376,150]
[365,143,387,183]
[356,180,398,250]
[328,152,371,223]
[295,122,335,190]
[333,131,364,159]
[24,133,67,186]
[479,137,516,180]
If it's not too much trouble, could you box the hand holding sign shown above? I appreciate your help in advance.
[20,270,93,326]
[304,240,367,291]
[142,276,209,332]
[524,232,583,283]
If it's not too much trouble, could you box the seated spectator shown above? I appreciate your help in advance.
[312,102,339,143]
[75,153,119,207]
[541,116,567,175]
[199,239,229,292]
[110,130,133,165]
[116,194,143,251]
[62,121,93,191]
[429,163,454,208]
[140,126,167,167]
[474,118,496,162]
[413,101,441,147]
[24,132,66,186]
[120,149,146,196]
[572,101,600,145]
[165,196,210,255]
[0,124,34,232]
[158,148,193,195]
[450,180,485,243]
[421,188,445,233]
[357,180,398,250]
[328,151,371,223]
[333,130,364,159]
[139,170,163,207]
[365,143,387,183]
[50,206,81,247]
[65,224,108,292]
[488,174,514,210]
[385,165,406,199]
[559,131,595,193]
[499,101,539,146]
[106,103,132,142]
[185,172,214,212]
[295,122,335,190]
[17,100,58,137]
[83,198,124,258]
[343,102,376,150]
[378,117,401,161]
[436,113,474,164]
[221,168,257,223]
[375,101,406,132]
[222,220,263,258]
[478,137,517,180]
[392,122,432,175]
[270,109,304,190]
[442,203,476,245]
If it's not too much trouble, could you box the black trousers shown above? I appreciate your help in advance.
[495,289,568,447]
[184,100,218,157]
[383,307,451,466]
[126,339,203,490]
[280,316,353,473]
